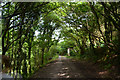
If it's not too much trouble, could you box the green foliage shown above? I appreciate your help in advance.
[1,2,120,78]
[49,45,58,55]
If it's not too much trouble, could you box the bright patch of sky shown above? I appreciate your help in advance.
[59,39,64,43]
[71,0,75,2]
[0,10,1,17]
[66,23,69,26]
[35,30,40,36]
[34,28,64,42]
[52,29,61,40]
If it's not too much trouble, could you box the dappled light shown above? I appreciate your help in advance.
[1,1,120,79]
[62,67,68,70]
[32,56,86,78]
[54,62,62,64]
[99,71,108,75]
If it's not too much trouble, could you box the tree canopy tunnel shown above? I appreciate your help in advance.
[1,2,120,78]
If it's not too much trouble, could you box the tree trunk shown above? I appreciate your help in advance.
[89,33,95,54]
[41,48,44,65]
[28,32,32,74]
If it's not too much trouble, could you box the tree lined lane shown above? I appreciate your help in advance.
[2,2,120,78]
[32,56,101,78]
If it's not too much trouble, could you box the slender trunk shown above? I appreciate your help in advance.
[2,3,11,55]
[28,32,31,74]
[2,37,5,55]
[22,53,27,78]
[104,7,111,43]
[81,38,85,54]
[12,22,15,77]
[109,21,112,41]
[89,33,95,53]
[41,48,44,65]
[77,39,81,54]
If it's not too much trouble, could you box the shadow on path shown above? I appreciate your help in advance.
[31,56,102,78]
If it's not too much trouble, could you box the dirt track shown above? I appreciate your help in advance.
[31,56,105,78]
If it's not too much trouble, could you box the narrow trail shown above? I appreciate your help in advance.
[31,56,104,78]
